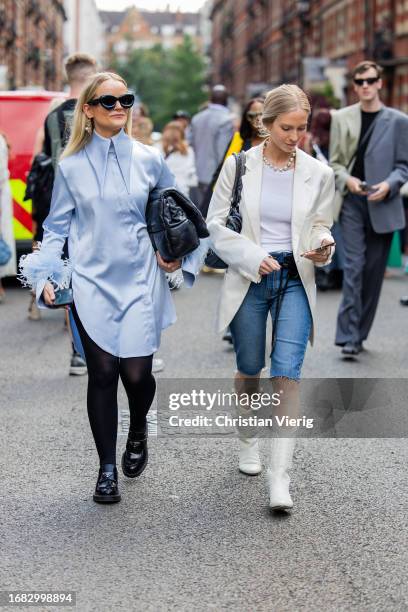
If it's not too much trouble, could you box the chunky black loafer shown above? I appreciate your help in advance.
[93,464,121,504]
[121,438,148,478]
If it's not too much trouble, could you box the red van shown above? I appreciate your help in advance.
[0,90,67,254]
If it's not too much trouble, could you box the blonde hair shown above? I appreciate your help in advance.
[162,121,188,156]
[262,84,311,127]
[61,72,133,159]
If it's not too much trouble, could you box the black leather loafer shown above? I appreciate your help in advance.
[121,438,148,478]
[93,464,121,503]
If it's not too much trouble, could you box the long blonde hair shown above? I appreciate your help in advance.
[61,72,133,159]
[262,84,311,127]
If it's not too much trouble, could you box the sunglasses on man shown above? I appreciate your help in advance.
[353,77,379,86]
[88,93,135,110]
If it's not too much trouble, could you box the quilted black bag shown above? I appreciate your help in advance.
[146,187,209,261]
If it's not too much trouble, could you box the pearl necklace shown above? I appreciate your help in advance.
[263,141,296,172]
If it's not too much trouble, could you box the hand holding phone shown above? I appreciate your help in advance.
[360,181,376,194]
[300,242,336,257]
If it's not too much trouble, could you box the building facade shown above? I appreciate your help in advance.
[0,0,66,90]
[63,0,105,66]
[100,7,202,64]
[211,0,408,112]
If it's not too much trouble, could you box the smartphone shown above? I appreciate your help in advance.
[360,181,376,194]
[300,242,336,257]
[49,287,74,308]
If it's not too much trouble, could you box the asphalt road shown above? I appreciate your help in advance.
[1,273,407,611]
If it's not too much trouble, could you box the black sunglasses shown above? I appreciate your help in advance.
[88,93,135,110]
[353,77,379,86]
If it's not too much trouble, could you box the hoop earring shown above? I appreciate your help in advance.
[258,122,270,139]
[85,117,93,135]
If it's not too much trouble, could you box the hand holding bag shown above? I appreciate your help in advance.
[205,151,246,269]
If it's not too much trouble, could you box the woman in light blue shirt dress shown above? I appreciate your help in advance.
[19,72,207,504]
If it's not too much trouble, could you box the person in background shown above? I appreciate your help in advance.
[234,97,265,152]
[330,60,408,357]
[132,116,154,146]
[190,85,234,214]
[159,121,197,198]
[302,105,344,291]
[173,110,192,142]
[0,132,16,301]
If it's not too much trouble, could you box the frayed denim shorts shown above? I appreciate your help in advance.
[229,251,312,380]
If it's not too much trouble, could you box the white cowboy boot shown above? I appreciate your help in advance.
[239,437,262,475]
[267,437,296,510]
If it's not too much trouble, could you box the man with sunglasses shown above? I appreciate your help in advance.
[330,60,408,357]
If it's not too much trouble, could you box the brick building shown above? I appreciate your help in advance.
[100,7,202,64]
[0,0,66,91]
[211,0,408,112]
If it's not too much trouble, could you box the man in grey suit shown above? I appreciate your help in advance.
[330,60,408,357]
[190,85,234,214]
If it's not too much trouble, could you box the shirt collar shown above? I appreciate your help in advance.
[84,128,133,196]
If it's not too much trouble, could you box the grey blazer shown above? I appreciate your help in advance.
[329,103,408,233]
[190,104,234,185]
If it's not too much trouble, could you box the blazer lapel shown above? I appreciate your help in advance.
[292,149,312,255]
[241,144,263,244]
[346,103,361,161]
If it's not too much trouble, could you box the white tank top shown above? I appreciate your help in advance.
[260,166,294,252]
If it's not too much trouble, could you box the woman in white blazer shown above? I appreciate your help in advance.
[206,85,335,512]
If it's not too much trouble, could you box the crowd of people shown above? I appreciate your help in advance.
[1,52,408,511]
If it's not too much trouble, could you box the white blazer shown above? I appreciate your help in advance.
[206,144,335,344]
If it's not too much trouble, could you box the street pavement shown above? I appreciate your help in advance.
[1,273,407,612]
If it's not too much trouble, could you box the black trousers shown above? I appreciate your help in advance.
[71,303,156,466]
[335,194,393,346]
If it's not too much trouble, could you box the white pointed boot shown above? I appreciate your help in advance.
[239,437,262,475]
[267,437,296,510]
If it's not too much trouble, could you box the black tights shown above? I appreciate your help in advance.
[71,304,156,466]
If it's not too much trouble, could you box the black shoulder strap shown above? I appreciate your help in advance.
[230,151,246,211]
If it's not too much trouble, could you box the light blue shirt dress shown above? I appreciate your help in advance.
[19,129,208,357]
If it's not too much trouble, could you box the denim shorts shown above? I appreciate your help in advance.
[229,252,312,380]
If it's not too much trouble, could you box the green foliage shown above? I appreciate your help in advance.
[112,36,207,130]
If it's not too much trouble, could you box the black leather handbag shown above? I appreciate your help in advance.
[205,151,246,269]
[146,187,209,262]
